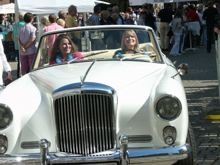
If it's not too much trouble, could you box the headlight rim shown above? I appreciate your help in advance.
[0,104,13,130]
[155,95,182,121]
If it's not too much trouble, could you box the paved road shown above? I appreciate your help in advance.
[4,44,220,165]
[165,45,220,165]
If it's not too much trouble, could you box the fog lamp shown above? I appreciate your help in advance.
[0,145,6,153]
[165,136,174,145]
[0,135,7,154]
[163,126,176,145]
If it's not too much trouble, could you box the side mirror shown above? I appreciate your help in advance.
[178,63,189,75]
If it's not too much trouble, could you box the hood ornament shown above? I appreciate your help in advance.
[80,60,96,86]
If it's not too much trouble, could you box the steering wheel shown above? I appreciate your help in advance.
[113,49,139,58]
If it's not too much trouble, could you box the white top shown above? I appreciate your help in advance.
[0,34,11,85]
[188,22,201,36]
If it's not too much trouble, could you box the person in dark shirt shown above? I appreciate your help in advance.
[187,5,200,22]
[203,1,219,53]
[124,13,134,25]
[157,3,173,51]
[143,3,156,30]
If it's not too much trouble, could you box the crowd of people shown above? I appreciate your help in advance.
[1,1,220,85]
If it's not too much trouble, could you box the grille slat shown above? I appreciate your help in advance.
[54,94,114,155]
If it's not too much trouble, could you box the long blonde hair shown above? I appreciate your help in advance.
[121,30,140,52]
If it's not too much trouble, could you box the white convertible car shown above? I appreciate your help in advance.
[0,25,196,165]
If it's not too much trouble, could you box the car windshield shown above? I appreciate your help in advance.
[33,26,163,70]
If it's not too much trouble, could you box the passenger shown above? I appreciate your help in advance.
[49,34,83,65]
[114,30,148,56]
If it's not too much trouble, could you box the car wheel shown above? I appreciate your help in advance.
[174,122,197,165]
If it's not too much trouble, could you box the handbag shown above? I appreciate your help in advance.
[167,28,173,36]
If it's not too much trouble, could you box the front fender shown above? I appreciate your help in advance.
[0,74,55,154]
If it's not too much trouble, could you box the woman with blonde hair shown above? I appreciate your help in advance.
[114,30,148,56]
[57,19,66,28]
[121,30,140,52]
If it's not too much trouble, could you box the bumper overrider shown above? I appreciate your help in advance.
[0,135,190,165]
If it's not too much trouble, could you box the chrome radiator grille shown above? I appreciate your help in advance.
[54,94,115,155]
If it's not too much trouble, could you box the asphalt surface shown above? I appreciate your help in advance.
[165,44,220,165]
[4,43,220,165]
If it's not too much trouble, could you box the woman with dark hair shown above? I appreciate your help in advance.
[49,34,83,64]
[170,10,183,56]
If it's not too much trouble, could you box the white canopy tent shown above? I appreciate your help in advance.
[15,0,94,15]
[15,0,109,16]
[14,0,108,41]
[14,0,109,23]
[0,3,14,14]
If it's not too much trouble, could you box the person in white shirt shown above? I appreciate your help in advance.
[137,11,146,25]
[0,35,12,85]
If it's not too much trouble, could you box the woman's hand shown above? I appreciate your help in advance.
[6,71,12,80]
[214,27,220,34]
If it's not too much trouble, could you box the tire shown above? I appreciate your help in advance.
[174,122,197,165]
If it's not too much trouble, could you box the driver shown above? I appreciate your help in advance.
[114,30,148,56]
[49,34,83,64]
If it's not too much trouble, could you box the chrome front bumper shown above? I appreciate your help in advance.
[0,136,191,165]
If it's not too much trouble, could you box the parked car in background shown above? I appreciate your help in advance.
[0,25,196,165]
[0,25,9,42]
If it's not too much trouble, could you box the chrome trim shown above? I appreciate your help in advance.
[80,60,96,86]
[155,95,182,121]
[21,141,51,149]
[21,141,39,149]
[127,135,152,143]
[39,139,50,165]
[0,143,191,164]
[120,135,129,165]
[53,82,116,99]
[52,82,117,155]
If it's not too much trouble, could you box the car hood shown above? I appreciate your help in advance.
[30,61,166,93]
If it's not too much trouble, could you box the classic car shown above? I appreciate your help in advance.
[0,25,196,165]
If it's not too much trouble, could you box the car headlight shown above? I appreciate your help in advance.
[0,104,13,130]
[156,96,181,120]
